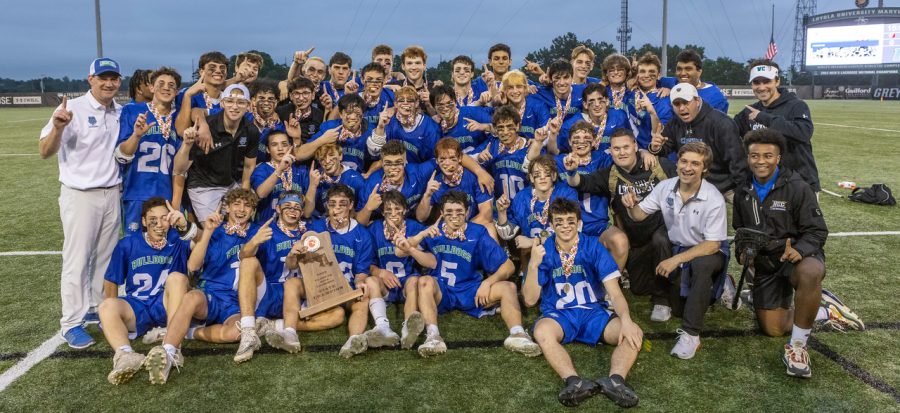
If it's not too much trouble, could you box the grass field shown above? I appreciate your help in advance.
[0,101,898,412]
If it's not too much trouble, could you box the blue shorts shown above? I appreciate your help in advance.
[384,275,418,304]
[538,307,613,346]
[436,281,497,319]
[581,221,608,237]
[255,283,285,319]
[122,200,144,234]
[122,295,167,338]
[201,288,240,325]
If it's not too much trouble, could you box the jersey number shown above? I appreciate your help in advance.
[386,262,406,279]
[439,261,458,287]
[132,270,170,299]
[554,280,598,309]
[137,141,176,174]
[499,174,525,200]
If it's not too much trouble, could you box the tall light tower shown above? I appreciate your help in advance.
[95,0,104,57]
[791,0,817,79]
[617,0,632,53]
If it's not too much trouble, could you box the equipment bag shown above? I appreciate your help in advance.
[848,184,896,206]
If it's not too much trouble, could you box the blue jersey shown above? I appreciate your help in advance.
[510,184,579,238]
[308,219,374,287]
[534,84,586,121]
[308,166,366,218]
[557,110,631,153]
[480,136,529,200]
[256,220,306,284]
[250,162,310,223]
[519,98,551,139]
[359,162,433,219]
[175,88,222,115]
[369,218,426,279]
[320,77,362,104]
[117,102,182,201]
[362,89,395,126]
[555,153,613,235]
[606,86,636,113]
[200,223,260,295]
[384,115,442,163]
[310,119,373,173]
[423,223,508,290]
[629,90,674,149]
[537,233,620,314]
[430,168,493,220]
[104,231,190,300]
[658,77,729,114]
[441,106,493,155]
[244,113,285,164]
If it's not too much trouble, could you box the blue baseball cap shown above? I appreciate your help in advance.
[89,57,121,77]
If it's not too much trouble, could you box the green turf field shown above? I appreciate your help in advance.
[0,101,898,411]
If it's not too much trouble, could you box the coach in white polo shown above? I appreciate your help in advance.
[39,57,123,349]
[621,141,728,361]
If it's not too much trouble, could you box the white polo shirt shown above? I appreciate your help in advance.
[40,91,122,190]
[638,177,727,247]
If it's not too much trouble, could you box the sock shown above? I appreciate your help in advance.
[815,307,829,321]
[186,327,197,340]
[163,344,177,357]
[426,324,439,337]
[275,319,285,332]
[790,325,811,347]
[240,316,255,329]
[509,325,525,335]
[368,298,390,327]
[118,345,133,353]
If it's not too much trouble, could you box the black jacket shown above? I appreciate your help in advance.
[732,167,828,259]
[658,102,747,193]
[734,88,819,191]
[574,156,676,247]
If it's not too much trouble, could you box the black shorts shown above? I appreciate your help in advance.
[752,252,825,310]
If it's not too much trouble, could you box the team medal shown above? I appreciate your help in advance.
[563,283,572,294]
[304,235,321,252]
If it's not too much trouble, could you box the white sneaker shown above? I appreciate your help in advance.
[141,327,167,345]
[234,322,261,363]
[364,325,400,348]
[650,305,672,322]
[266,328,302,353]
[670,329,701,360]
[720,273,741,310]
[146,345,176,385]
[503,332,542,357]
[339,334,368,359]
[400,311,425,350]
[255,317,275,336]
[107,350,146,385]
[417,334,447,357]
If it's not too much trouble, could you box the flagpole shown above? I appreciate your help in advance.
[771,4,775,43]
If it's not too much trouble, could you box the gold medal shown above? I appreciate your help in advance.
[563,283,571,294]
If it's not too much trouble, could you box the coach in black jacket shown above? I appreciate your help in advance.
[649,83,746,199]
[734,60,819,191]
[733,128,863,379]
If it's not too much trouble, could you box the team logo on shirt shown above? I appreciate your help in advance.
[239,136,247,146]
[770,200,787,211]
[128,222,139,232]
[88,116,97,127]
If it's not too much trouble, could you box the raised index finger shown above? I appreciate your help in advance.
[61,96,68,109]
[306,46,315,55]
[165,200,176,212]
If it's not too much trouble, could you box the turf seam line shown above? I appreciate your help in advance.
[808,336,900,404]
[816,122,900,133]
[1,322,895,362]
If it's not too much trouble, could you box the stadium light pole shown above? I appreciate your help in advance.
[95,0,104,58]
[661,0,668,76]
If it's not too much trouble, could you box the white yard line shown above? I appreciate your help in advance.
[0,335,64,392]
[0,154,40,156]
[0,250,62,256]
[817,122,900,133]
[0,118,46,124]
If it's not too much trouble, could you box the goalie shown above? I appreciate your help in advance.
[733,129,864,379]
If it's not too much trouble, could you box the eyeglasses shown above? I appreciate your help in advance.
[222,99,249,108]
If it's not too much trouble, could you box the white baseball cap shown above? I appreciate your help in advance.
[222,84,250,101]
[669,83,699,103]
[749,65,779,82]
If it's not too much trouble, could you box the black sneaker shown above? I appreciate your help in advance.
[597,374,639,408]
[557,376,600,407]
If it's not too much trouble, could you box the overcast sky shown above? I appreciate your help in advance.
[0,0,856,80]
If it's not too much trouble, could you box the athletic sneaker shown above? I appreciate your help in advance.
[720,273,741,310]
[234,322,261,363]
[670,329,701,360]
[82,311,100,325]
[339,334,368,359]
[650,305,672,322]
[107,350,146,385]
[417,333,447,357]
[401,311,425,349]
[146,346,176,385]
[62,325,95,349]
[819,291,865,332]
[142,327,166,345]
[266,329,302,353]
[503,332,542,357]
[364,325,400,348]
[783,343,812,378]
[620,270,631,290]
[255,317,274,336]
[740,289,755,312]
[597,374,639,408]
[557,376,600,407]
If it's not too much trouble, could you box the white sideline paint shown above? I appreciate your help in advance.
[0,335,63,392]
[0,250,62,256]
[0,154,40,157]
[817,122,900,133]
[1,118,46,123]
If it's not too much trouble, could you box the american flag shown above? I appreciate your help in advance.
[766,34,778,60]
